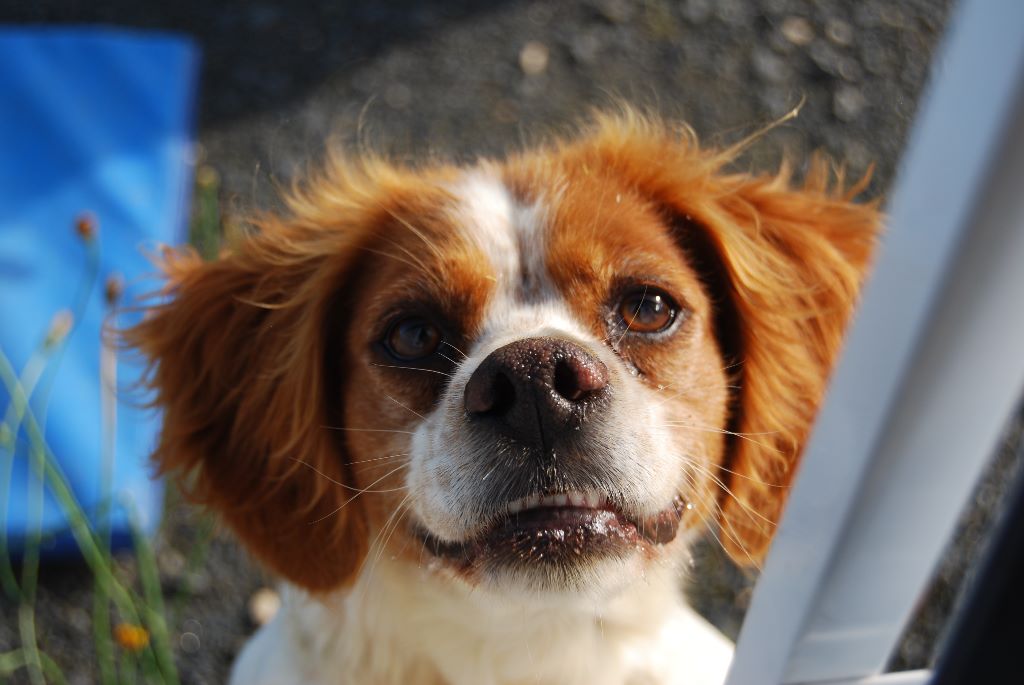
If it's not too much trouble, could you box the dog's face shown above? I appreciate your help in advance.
[344,168,730,596]
[129,115,879,596]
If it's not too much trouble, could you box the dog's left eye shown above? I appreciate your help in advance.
[385,317,443,361]
[618,288,677,334]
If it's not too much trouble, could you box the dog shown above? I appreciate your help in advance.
[127,112,880,685]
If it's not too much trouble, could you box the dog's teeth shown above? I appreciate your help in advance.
[507,490,609,514]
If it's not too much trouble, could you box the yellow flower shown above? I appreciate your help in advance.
[114,623,150,652]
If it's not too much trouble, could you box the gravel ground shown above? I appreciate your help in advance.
[8,1,1022,683]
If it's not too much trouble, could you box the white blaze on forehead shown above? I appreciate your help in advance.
[449,170,593,347]
[449,170,554,304]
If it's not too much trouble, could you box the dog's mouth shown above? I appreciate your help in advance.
[418,491,687,570]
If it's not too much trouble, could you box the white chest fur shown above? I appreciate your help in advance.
[229,560,734,685]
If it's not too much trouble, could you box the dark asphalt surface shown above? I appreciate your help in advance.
[7,1,1022,683]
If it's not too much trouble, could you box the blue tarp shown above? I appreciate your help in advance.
[0,29,199,556]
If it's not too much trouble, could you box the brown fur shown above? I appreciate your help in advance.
[126,112,880,593]
[540,113,880,561]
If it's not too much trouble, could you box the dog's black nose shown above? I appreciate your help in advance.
[464,337,610,447]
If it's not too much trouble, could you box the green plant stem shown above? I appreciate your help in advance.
[94,585,117,684]
[125,500,180,685]
[0,350,150,654]
[17,441,45,685]
[0,648,69,684]
[0,351,51,599]
[118,648,138,685]
[0,235,102,679]
[95,308,120,684]
[17,606,44,685]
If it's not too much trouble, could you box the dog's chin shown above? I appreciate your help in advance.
[415,495,687,593]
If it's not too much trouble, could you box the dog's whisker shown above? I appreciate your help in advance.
[286,457,347,488]
[358,493,415,601]
[679,455,777,530]
[371,362,455,378]
[716,509,763,571]
[308,463,410,524]
[659,421,782,452]
[383,393,425,420]
[676,450,787,488]
[440,340,469,359]
[681,472,762,570]
[652,388,689,407]
[321,424,416,435]
[438,351,461,367]
[348,452,410,465]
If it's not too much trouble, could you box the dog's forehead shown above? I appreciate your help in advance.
[444,168,596,349]
[443,164,693,343]
[447,170,554,304]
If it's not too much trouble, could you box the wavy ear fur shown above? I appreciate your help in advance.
[564,114,882,565]
[125,157,431,591]
[125,226,367,591]
[696,160,880,565]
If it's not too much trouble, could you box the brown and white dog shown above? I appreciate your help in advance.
[128,112,879,685]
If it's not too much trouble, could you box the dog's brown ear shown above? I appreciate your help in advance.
[684,158,881,565]
[564,114,881,565]
[125,220,370,592]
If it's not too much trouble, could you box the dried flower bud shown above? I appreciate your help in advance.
[105,273,125,306]
[196,165,219,189]
[75,213,97,241]
[114,623,150,652]
[43,310,74,349]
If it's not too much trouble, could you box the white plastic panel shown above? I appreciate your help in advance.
[725,0,1024,683]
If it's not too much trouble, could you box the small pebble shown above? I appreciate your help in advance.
[838,57,863,83]
[751,48,789,83]
[809,41,842,76]
[780,16,814,46]
[569,32,603,65]
[249,587,282,626]
[597,0,633,25]
[834,85,867,121]
[825,19,854,47]
[519,41,550,76]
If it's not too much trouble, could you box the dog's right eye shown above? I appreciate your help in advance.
[384,316,443,361]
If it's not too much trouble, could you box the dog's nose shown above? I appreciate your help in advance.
[464,337,610,447]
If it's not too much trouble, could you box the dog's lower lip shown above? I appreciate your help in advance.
[419,497,686,564]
